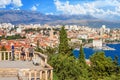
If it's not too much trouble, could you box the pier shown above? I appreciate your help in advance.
[102,45,115,50]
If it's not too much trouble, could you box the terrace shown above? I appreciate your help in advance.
[0,51,53,80]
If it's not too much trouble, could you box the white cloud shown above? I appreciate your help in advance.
[31,6,37,11]
[54,0,86,15]
[0,0,22,8]
[36,4,40,7]
[45,12,54,15]
[12,0,23,7]
[11,7,20,10]
[0,0,11,8]
[54,0,120,19]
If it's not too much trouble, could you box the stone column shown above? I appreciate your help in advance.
[4,52,6,60]
[50,70,53,80]
[29,71,31,80]
[8,52,10,60]
[45,70,48,80]
[45,58,47,64]
[34,71,37,80]
[23,71,26,76]
[11,52,12,60]
[0,52,1,61]
[19,51,21,60]
[40,71,42,80]
[25,52,27,60]
[41,60,43,67]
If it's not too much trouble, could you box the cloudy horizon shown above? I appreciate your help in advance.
[0,0,120,21]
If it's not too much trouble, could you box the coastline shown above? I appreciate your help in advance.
[84,42,120,51]
[73,43,120,63]
[104,42,120,44]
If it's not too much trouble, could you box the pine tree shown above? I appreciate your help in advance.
[59,26,69,54]
[90,52,115,79]
[37,39,39,49]
[78,44,88,79]
[79,44,86,66]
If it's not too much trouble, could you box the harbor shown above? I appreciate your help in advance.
[84,43,115,51]
[73,44,120,63]
[102,45,115,50]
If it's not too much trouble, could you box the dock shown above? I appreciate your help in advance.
[102,44,115,50]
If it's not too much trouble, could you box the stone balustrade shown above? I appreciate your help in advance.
[0,51,53,80]
[0,51,12,60]
[18,68,53,80]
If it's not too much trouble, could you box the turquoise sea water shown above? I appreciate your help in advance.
[73,44,120,64]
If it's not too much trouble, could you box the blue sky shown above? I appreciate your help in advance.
[0,0,120,20]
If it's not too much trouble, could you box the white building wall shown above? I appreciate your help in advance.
[16,28,22,33]
[93,40,102,48]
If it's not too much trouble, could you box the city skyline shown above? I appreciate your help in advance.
[0,0,120,21]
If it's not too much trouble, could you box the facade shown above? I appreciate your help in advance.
[16,27,22,33]
[93,39,102,49]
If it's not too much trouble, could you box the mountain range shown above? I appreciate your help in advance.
[0,10,120,28]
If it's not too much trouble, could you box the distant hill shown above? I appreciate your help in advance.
[0,10,120,28]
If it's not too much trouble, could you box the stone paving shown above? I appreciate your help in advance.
[0,60,43,80]
[0,77,18,80]
[0,60,42,69]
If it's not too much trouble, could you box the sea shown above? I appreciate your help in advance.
[73,44,120,64]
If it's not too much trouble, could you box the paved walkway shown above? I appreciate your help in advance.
[0,60,42,69]
[0,77,18,80]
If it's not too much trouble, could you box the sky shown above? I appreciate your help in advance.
[0,0,120,20]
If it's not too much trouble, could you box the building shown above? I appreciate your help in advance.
[16,27,22,33]
[93,39,102,49]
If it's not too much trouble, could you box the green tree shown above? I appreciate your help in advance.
[88,39,93,43]
[90,52,115,79]
[49,53,81,80]
[45,47,57,55]
[78,44,89,79]
[1,45,6,51]
[113,56,120,75]
[36,39,39,49]
[59,26,69,54]
[35,47,45,54]
[49,26,90,80]
[79,44,86,67]
[5,34,26,40]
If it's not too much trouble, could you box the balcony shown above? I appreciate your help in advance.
[0,51,53,80]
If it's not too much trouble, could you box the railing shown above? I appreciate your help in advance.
[0,51,12,60]
[0,51,53,80]
[18,52,53,80]
[0,51,47,62]
[18,68,53,80]
[34,51,48,67]
[0,51,28,61]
